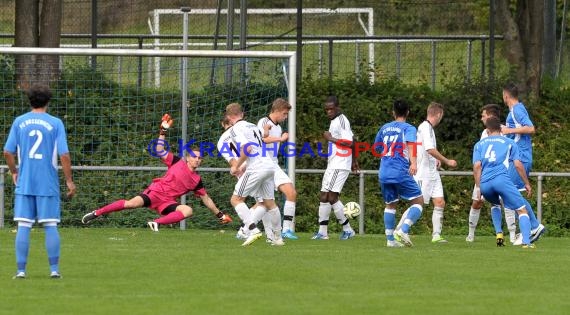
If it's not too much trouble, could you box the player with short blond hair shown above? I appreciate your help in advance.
[410,102,457,243]
[257,98,298,240]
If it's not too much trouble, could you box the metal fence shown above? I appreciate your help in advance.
[0,32,499,90]
[1,166,566,233]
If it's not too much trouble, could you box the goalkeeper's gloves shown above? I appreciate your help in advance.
[218,212,233,224]
[160,114,174,135]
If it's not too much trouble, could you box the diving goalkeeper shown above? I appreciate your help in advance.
[81,114,233,231]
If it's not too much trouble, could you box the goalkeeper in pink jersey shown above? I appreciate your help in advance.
[81,114,233,231]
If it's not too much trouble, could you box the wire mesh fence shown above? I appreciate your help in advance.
[0,48,291,228]
[2,0,565,86]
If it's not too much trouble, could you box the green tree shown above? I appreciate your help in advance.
[495,0,544,96]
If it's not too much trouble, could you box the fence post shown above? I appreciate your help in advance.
[328,39,334,81]
[355,42,360,77]
[0,167,4,229]
[537,175,543,222]
[431,40,436,90]
[396,42,401,80]
[138,37,143,90]
[466,40,473,83]
[318,43,323,78]
[358,171,365,235]
[481,39,486,79]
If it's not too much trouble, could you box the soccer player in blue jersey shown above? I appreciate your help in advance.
[375,99,423,247]
[466,104,517,245]
[501,83,545,244]
[473,116,534,248]
[3,84,76,279]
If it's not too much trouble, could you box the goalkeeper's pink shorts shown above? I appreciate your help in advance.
[141,189,179,215]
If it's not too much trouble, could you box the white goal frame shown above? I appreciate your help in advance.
[148,7,375,85]
[0,46,297,186]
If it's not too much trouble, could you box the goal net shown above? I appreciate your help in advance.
[0,47,296,230]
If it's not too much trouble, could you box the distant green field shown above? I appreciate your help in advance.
[0,228,568,314]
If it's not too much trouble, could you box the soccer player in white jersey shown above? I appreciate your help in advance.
[217,116,282,245]
[501,83,545,244]
[466,104,516,245]
[224,103,284,246]
[413,102,457,243]
[312,95,359,241]
[3,84,76,279]
[257,98,299,240]
[473,116,534,248]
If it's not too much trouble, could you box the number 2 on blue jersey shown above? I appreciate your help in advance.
[28,129,43,159]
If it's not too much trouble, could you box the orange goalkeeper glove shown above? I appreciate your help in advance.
[160,114,174,135]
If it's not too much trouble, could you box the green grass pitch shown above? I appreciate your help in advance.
[0,228,568,314]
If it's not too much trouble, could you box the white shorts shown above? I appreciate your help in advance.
[321,169,350,193]
[234,169,275,200]
[415,175,444,204]
[254,166,293,203]
[273,166,293,189]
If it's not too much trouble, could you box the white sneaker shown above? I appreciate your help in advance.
[270,237,285,246]
[13,271,26,279]
[147,221,159,232]
[387,240,404,247]
[530,224,546,243]
[235,227,248,240]
[394,230,413,247]
[465,235,475,242]
[509,232,517,244]
[512,233,523,246]
[241,228,263,246]
[270,230,285,246]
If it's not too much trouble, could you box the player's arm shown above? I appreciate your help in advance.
[408,146,418,176]
[501,109,535,135]
[501,125,535,135]
[514,159,532,197]
[426,148,457,168]
[262,133,288,144]
[158,114,174,162]
[60,153,76,198]
[199,192,233,224]
[472,161,482,199]
[3,150,18,184]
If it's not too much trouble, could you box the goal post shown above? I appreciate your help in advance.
[148,7,375,84]
[0,46,296,229]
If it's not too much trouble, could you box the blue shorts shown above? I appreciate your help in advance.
[380,175,422,204]
[14,194,61,223]
[481,176,526,211]
[508,161,532,190]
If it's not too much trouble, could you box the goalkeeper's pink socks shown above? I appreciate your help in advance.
[95,200,126,216]
[154,211,185,225]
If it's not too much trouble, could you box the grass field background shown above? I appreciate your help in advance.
[0,228,568,314]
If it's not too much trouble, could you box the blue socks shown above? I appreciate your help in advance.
[44,225,61,273]
[384,209,396,241]
[519,213,531,244]
[15,225,32,272]
[491,205,503,234]
[401,205,422,233]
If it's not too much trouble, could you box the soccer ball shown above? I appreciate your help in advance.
[343,202,361,219]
